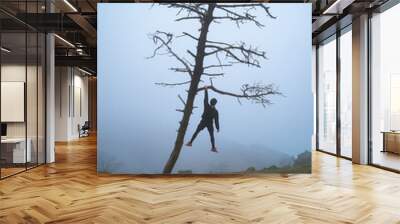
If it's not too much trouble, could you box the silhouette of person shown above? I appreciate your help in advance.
[186,86,219,152]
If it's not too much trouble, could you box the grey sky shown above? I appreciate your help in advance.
[98,3,312,173]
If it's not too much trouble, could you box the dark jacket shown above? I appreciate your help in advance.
[201,89,219,130]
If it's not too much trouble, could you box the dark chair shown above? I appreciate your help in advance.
[79,121,90,138]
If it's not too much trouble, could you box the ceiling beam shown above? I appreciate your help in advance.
[55,55,96,71]
[67,13,97,45]
[323,0,356,14]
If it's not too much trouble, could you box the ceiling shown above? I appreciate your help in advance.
[0,0,392,75]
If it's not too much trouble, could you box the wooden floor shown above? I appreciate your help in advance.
[1,167,26,178]
[372,150,400,171]
[1,135,400,224]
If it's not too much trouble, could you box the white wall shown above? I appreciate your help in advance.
[1,65,41,138]
[1,63,46,164]
[1,65,26,139]
[55,67,89,141]
[55,67,70,141]
[72,73,89,137]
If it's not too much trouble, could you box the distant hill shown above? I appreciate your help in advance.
[243,151,311,174]
[99,131,311,174]
[174,138,296,173]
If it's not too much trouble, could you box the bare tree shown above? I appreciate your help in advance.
[148,3,281,174]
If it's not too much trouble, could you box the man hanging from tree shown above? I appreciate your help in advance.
[148,3,281,173]
[186,86,219,152]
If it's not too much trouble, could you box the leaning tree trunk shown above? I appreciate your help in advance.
[163,4,216,174]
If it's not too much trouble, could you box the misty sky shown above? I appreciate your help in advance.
[98,3,312,173]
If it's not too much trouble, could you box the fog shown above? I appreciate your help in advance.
[98,3,312,173]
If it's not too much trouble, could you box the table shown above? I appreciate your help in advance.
[1,138,31,164]
[382,131,400,154]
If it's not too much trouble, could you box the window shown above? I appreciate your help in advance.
[339,28,352,158]
[371,3,400,171]
[0,2,47,179]
[317,36,337,154]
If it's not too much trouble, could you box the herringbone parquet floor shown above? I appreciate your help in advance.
[1,135,400,224]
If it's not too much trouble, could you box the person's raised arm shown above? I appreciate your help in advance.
[204,86,209,108]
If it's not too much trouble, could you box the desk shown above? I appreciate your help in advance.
[1,138,31,163]
[382,131,400,154]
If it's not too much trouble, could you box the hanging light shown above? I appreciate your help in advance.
[78,67,93,76]
[63,0,78,12]
[54,34,75,48]
[1,47,11,53]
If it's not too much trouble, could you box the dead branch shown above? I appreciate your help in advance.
[175,16,202,22]
[216,4,276,18]
[203,64,232,70]
[202,72,224,77]
[179,32,199,41]
[155,81,191,87]
[212,3,276,28]
[163,3,207,17]
[177,94,186,105]
[169,67,190,73]
[198,83,281,107]
[205,42,266,67]
[186,50,196,58]
[148,31,194,76]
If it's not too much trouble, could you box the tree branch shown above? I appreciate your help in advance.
[202,72,224,77]
[178,94,186,105]
[163,3,207,17]
[205,42,266,67]
[213,3,276,28]
[150,4,280,107]
[148,31,194,76]
[178,32,199,41]
[169,67,190,73]
[186,50,196,58]
[175,16,202,22]
[203,64,232,70]
[155,81,191,87]
[198,83,281,107]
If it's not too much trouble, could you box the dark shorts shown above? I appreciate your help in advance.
[197,120,214,132]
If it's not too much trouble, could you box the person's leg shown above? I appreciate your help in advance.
[206,124,217,152]
[186,122,205,146]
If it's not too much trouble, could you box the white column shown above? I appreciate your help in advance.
[45,0,56,163]
[352,14,369,164]
[46,32,55,163]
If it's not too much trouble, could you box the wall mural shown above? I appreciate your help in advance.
[98,3,313,174]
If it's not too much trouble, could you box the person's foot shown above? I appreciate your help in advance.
[211,147,218,153]
[186,142,192,147]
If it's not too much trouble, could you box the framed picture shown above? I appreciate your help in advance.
[98,3,312,174]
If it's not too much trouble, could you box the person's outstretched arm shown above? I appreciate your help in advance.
[215,110,219,131]
[204,87,209,108]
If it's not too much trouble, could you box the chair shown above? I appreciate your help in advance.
[79,121,90,138]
